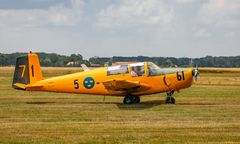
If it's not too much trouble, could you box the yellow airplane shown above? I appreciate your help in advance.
[12,52,199,104]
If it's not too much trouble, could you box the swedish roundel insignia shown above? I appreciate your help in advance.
[83,77,95,89]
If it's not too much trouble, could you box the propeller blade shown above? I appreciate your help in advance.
[192,68,199,81]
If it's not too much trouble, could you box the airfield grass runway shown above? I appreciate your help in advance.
[0,67,239,144]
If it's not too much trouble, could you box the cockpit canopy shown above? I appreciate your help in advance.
[107,62,189,76]
[107,64,129,75]
[107,62,161,76]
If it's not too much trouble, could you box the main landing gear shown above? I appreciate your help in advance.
[123,91,175,104]
[123,95,140,104]
[166,90,175,104]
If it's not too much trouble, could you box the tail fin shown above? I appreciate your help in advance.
[12,52,42,90]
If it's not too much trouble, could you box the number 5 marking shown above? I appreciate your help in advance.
[19,65,26,78]
[74,80,79,89]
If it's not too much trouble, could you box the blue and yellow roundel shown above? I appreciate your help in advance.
[83,77,95,89]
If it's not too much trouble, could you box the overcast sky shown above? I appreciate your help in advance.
[0,0,239,58]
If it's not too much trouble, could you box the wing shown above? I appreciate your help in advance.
[102,79,150,95]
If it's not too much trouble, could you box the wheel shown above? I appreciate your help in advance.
[132,96,140,103]
[166,96,175,104]
[123,96,133,104]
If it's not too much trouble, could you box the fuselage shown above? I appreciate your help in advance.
[27,62,194,97]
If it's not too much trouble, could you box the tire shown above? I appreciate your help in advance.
[133,96,140,103]
[166,97,175,104]
[123,96,133,104]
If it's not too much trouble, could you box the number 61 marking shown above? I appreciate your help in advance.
[177,71,185,81]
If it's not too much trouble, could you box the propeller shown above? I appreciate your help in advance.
[189,58,200,81]
[192,65,199,81]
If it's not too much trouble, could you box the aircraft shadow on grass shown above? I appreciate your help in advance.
[116,100,166,110]
[25,100,166,109]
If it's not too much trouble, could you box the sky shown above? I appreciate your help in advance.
[0,0,239,59]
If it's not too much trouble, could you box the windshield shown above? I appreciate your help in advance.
[147,62,190,76]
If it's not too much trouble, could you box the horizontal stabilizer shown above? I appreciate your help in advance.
[26,84,43,88]
[13,83,27,90]
[13,83,43,90]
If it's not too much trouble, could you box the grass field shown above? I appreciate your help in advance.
[0,67,240,144]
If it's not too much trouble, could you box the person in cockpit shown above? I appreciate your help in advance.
[131,66,139,77]
[131,66,144,77]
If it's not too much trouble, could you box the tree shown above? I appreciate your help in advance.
[163,59,173,67]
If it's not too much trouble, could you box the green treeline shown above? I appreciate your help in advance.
[0,52,90,67]
[0,52,239,67]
